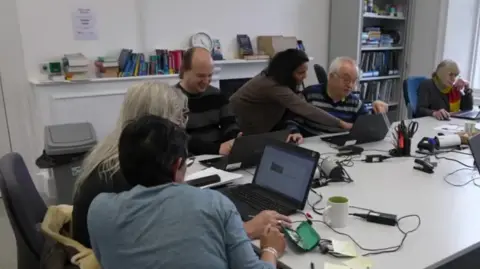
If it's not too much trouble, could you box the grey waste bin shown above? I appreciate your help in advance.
[44,122,97,204]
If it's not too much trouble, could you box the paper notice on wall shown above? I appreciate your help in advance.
[72,7,98,40]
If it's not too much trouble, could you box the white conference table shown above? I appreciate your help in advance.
[189,116,480,269]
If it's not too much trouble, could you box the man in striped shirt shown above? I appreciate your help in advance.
[176,47,240,155]
[289,57,388,136]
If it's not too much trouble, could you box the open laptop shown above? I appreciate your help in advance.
[221,140,320,220]
[451,110,480,120]
[321,113,391,146]
[199,130,290,171]
[468,133,480,170]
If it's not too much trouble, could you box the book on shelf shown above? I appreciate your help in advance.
[117,49,185,78]
[354,79,397,104]
[360,51,399,77]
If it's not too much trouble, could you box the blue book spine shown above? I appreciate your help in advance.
[127,54,137,76]
[139,54,145,76]
[123,58,132,77]
[163,51,169,74]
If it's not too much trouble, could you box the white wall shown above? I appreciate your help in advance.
[442,0,478,81]
[18,0,329,86]
[16,0,140,79]
[407,0,449,77]
[409,0,479,83]
[0,0,38,176]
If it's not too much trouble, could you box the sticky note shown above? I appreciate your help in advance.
[331,239,357,257]
[344,256,374,269]
[324,262,349,269]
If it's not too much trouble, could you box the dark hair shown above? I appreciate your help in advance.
[264,49,309,91]
[118,115,188,187]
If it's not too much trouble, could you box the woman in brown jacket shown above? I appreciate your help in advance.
[230,49,352,135]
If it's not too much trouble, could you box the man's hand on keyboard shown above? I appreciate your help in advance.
[243,210,292,240]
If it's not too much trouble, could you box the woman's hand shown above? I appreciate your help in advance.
[432,109,450,120]
[455,78,469,89]
[244,210,292,239]
[219,139,234,155]
[260,224,286,257]
[339,120,353,130]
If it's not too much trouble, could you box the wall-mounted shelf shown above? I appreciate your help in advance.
[361,46,404,51]
[360,75,401,82]
[363,13,405,20]
[30,74,181,86]
[31,57,314,86]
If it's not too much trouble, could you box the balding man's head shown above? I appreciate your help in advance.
[327,57,359,98]
[180,47,214,93]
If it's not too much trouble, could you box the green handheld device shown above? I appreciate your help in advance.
[282,221,320,252]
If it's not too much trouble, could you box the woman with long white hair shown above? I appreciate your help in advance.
[72,81,188,248]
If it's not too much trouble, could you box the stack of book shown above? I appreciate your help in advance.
[362,27,381,47]
[360,51,399,77]
[362,27,395,47]
[63,53,89,80]
[117,49,185,77]
[95,57,119,78]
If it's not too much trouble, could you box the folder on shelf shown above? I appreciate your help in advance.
[360,51,400,77]
[358,79,397,103]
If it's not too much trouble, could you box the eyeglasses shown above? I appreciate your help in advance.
[334,73,358,85]
[447,72,459,78]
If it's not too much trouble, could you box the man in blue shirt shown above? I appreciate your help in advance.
[288,57,388,136]
[87,115,286,269]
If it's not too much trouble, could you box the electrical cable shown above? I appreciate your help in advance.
[308,188,323,209]
[307,204,421,256]
[434,153,474,168]
[311,215,421,256]
[451,150,473,156]
[443,168,480,187]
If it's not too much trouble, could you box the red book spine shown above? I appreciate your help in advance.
[171,50,183,74]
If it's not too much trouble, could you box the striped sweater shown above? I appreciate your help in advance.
[288,84,369,136]
[176,83,240,155]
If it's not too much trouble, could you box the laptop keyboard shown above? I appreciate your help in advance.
[226,186,294,215]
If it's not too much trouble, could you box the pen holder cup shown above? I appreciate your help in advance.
[402,137,411,156]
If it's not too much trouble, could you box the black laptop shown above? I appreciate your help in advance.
[321,113,391,146]
[468,133,480,170]
[199,130,290,171]
[451,110,480,120]
[221,141,320,220]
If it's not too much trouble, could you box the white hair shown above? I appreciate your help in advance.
[328,56,360,76]
[75,81,188,192]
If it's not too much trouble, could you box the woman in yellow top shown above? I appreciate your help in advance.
[416,60,473,120]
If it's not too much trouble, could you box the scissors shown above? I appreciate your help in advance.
[407,121,418,138]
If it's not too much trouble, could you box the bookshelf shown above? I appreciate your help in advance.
[328,0,412,115]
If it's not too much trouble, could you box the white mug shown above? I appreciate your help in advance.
[465,121,476,135]
[323,196,349,228]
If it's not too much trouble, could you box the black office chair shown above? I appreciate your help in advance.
[0,152,47,269]
[313,64,328,85]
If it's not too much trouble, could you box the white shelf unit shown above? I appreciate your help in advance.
[328,0,412,119]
